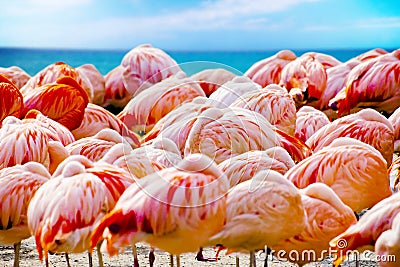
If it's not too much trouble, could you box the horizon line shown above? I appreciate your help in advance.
[0,45,398,53]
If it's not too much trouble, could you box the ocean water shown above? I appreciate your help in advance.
[0,47,394,77]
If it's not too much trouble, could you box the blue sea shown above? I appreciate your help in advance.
[0,47,396,76]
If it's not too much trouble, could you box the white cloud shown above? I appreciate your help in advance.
[0,0,319,49]
[87,0,317,33]
[3,0,92,16]
[304,17,400,31]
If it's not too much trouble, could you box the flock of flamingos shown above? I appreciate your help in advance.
[0,44,399,267]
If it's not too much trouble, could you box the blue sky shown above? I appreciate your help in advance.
[1,0,399,50]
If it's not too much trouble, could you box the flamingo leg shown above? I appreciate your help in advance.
[250,250,256,267]
[132,244,140,267]
[88,251,93,267]
[149,247,155,267]
[13,242,21,267]
[45,257,49,267]
[236,255,240,267]
[65,253,71,267]
[264,246,268,267]
[176,255,180,267]
[355,253,359,267]
[196,247,218,262]
[169,254,174,267]
[96,243,104,267]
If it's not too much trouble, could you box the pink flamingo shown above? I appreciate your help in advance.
[28,155,133,267]
[190,68,237,96]
[0,66,30,89]
[0,74,24,123]
[76,64,105,105]
[103,66,131,110]
[329,49,400,117]
[230,84,297,135]
[355,48,388,62]
[0,162,51,267]
[91,154,229,266]
[287,137,392,213]
[374,212,400,267]
[318,48,388,115]
[330,192,400,266]
[208,170,306,267]
[143,96,217,154]
[71,103,140,148]
[271,183,357,266]
[20,61,94,102]
[66,128,135,162]
[388,106,400,152]
[390,157,400,192]
[244,50,297,87]
[318,59,360,114]
[306,108,394,167]
[217,147,295,187]
[184,107,311,164]
[117,72,205,135]
[22,76,90,131]
[101,138,182,178]
[23,109,75,146]
[0,116,69,173]
[120,44,182,97]
[295,106,330,143]
[208,76,261,107]
[280,52,341,108]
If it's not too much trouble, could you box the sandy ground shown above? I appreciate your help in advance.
[0,237,380,267]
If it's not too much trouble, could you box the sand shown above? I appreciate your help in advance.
[0,237,380,267]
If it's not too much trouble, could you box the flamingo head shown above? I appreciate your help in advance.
[91,209,141,256]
